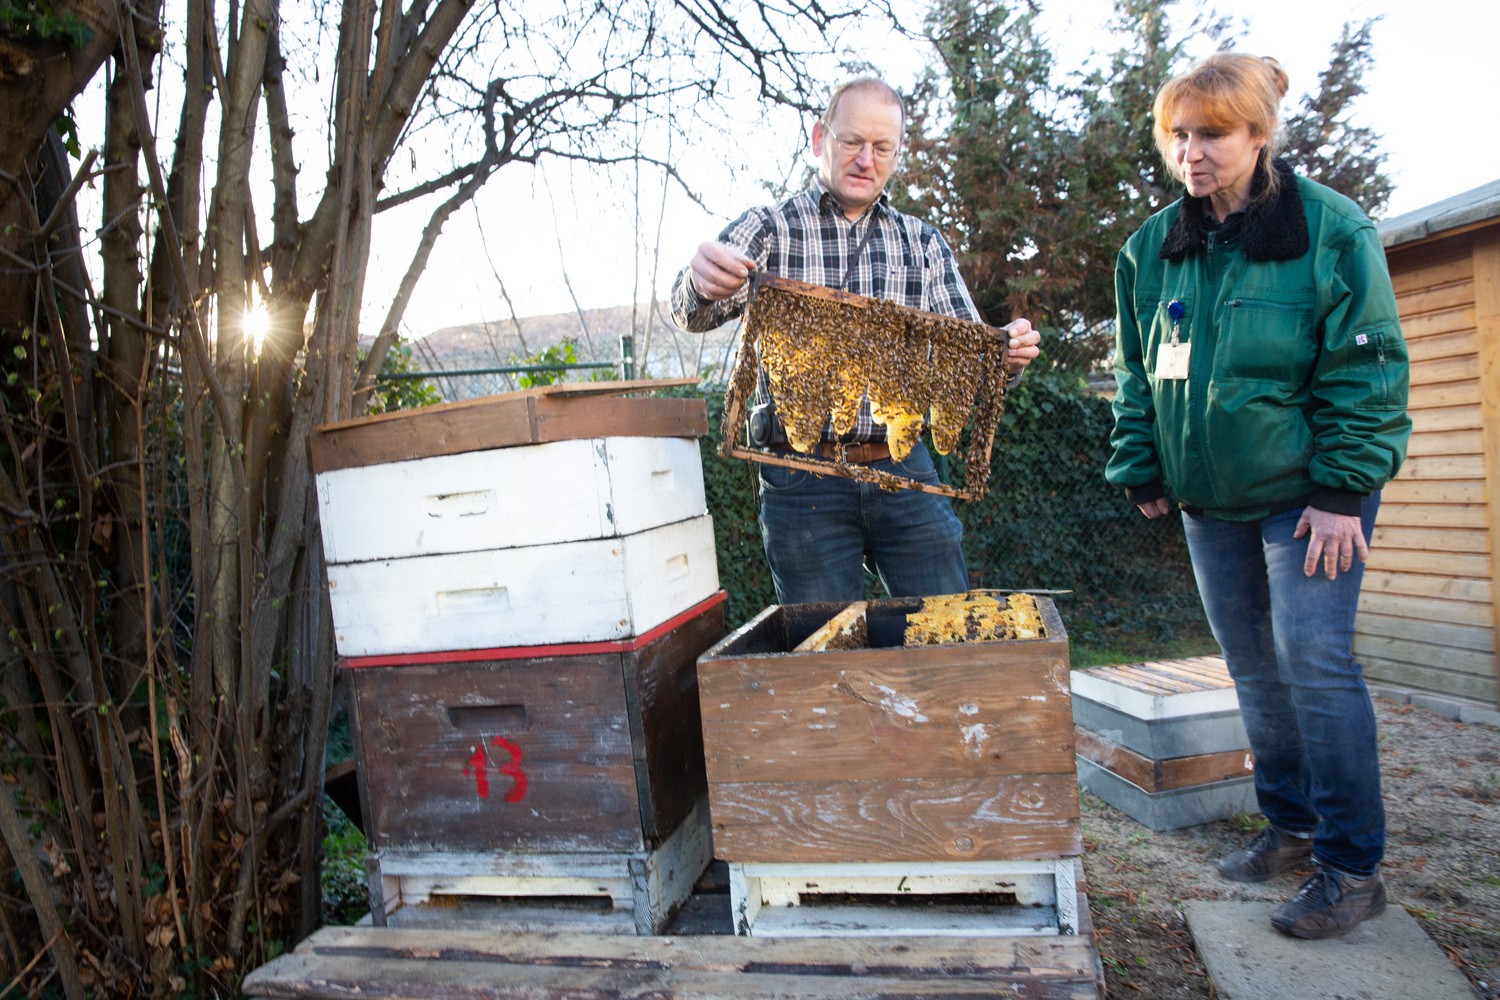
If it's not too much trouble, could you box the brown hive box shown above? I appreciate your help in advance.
[696,595,1079,865]
[347,594,725,858]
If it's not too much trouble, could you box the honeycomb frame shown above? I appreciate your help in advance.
[721,274,1010,501]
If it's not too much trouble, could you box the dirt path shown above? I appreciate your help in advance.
[1081,695,1500,998]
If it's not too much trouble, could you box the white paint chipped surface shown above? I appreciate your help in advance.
[961,723,989,755]
[874,684,928,723]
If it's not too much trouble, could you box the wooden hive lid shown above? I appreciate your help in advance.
[309,378,705,474]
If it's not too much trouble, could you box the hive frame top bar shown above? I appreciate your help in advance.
[721,275,1009,501]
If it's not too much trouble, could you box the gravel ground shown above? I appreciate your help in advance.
[1080,695,1500,998]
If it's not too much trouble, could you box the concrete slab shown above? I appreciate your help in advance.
[1184,899,1479,999]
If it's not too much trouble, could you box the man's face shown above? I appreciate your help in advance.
[812,90,903,222]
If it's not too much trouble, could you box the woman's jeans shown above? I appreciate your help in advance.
[757,440,968,604]
[1182,495,1384,877]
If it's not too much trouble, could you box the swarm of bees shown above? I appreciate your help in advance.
[727,277,1010,500]
[903,591,1045,646]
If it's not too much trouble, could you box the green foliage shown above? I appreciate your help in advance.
[514,340,619,389]
[364,338,442,415]
[517,341,582,389]
[950,368,1213,657]
[0,0,93,48]
[694,388,780,627]
[320,796,369,926]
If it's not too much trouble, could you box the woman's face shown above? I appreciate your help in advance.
[1169,117,1265,218]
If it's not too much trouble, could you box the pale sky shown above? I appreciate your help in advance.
[377,0,1498,340]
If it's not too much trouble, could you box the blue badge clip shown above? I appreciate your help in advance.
[1167,299,1185,321]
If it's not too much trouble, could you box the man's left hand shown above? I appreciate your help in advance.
[1002,319,1039,375]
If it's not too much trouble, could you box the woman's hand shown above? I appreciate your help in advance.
[1136,498,1171,519]
[1294,507,1368,580]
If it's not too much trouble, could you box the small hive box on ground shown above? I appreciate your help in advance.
[696,593,1081,937]
[310,381,725,933]
[1071,656,1256,832]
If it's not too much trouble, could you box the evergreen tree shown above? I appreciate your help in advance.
[1279,19,1392,217]
[896,0,1392,370]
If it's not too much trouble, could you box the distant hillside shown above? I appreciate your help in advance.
[385,300,739,399]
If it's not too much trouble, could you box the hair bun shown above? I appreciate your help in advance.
[1261,56,1290,99]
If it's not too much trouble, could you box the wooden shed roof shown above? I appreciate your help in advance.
[1380,178,1500,249]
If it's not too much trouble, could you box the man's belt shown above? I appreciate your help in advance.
[777,441,891,465]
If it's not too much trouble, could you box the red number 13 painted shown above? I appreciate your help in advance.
[464,735,528,803]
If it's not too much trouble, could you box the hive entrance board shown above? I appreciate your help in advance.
[721,275,1009,501]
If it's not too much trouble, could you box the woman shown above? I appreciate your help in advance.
[1106,54,1410,939]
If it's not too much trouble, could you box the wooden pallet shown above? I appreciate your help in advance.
[242,923,1104,999]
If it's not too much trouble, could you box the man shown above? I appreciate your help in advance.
[671,76,1039,604]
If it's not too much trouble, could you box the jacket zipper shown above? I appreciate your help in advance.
[1225,298,1305,312]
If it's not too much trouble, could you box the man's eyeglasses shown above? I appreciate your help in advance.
[822,123,899,163]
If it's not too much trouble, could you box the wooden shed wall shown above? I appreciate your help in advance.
[1356,224,1500,709]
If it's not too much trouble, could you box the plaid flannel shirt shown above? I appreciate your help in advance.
[670,183,984,443]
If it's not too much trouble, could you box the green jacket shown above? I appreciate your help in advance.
[1106,165,1410,521]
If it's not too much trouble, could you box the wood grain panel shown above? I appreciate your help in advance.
[1472,228,1500,708]
[699,647,1074,784]
[1363,656,1499,703]
[243,925,1106,1000]
[1392,453,1484,480]
[1371,503,1487,529]
[1409,403,1483,433]
[1407,379,1479,410]
[1072,728,1253,792]
[308,381,706,473]
[1405,329,1475,365]
[707,775,1081,863]
[624,602,725,844]
[1354,612,1493,653]
[1370,525,1489,554]
[1400,307,1476,343]
[1378,479,1484,505]
[1397,280,1475,318]
[1406,428,1483,456]
[350,655,644,854]
[1363,547,1491,577]
[1353,635,1495,677]
[1359,591,1493,628]
[1360,571,1491,604]
[1389,244,1471,294]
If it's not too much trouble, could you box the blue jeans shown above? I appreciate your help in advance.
[757,440,968,603]
[1182,496,1384,877]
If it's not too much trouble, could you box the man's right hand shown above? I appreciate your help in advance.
[689,242,756,300]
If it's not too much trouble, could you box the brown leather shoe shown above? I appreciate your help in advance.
[1216,825,1313,883]
[1271,868,1387,939]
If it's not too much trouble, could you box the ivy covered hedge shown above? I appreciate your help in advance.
[686,371,1213,663]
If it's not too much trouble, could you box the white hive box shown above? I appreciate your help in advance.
[316,435,707,563]
[326,515,718,656]
[310,381,719,657]
[1071,657,1257,831]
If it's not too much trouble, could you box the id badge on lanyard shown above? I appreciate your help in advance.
[1156,299,1190,380]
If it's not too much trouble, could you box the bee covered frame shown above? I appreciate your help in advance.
[720,275,1010,501]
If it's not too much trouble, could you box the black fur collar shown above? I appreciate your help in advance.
[1158,159,1308,262]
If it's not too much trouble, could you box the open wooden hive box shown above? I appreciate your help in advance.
[722,275,1010,501]
[696,592,1078,866]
